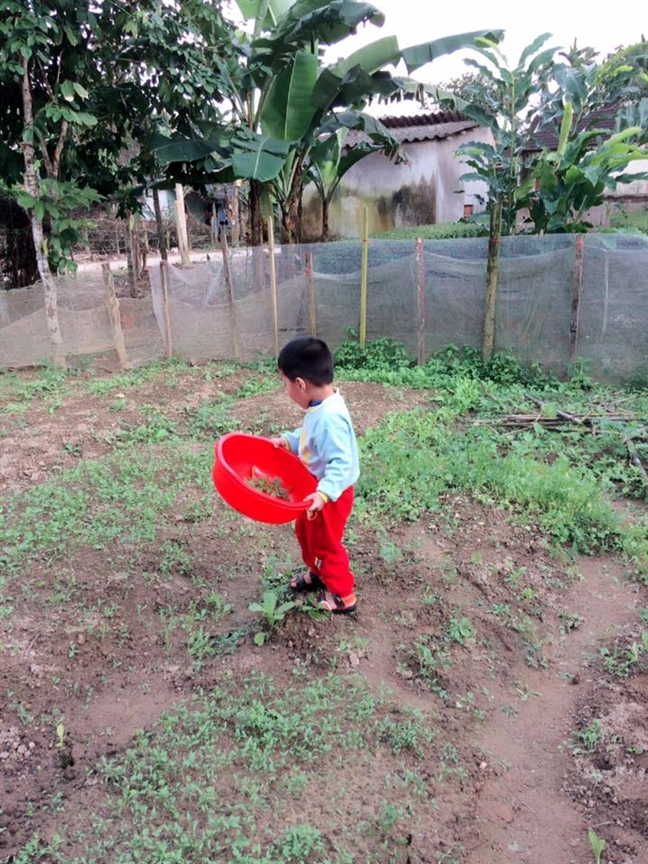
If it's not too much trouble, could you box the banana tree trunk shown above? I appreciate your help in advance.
[321,196,330,242]
[280,202,299,246]
[248,180,264,247]
[280,159,304,246]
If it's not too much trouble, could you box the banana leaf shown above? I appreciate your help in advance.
[150,130,219,164]
[260,49,319,140]
[236,0,293,27]
[401,30,504,74]
[231,133,292,181]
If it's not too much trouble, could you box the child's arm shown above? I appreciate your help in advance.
[316,417,358,502]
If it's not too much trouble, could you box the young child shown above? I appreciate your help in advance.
[270,336,359,614]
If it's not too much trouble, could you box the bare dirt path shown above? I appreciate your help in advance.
[467,556,643,864]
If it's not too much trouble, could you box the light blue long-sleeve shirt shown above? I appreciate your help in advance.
[282,390,359,502]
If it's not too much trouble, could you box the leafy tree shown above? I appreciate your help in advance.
[0,0,233,360]
[434,35,647,359]
[447,36,648,235]
[524,40,648,232]
[447,34,558,236]
[526,120,647,233]
[0,0,106,362]
[429,70,499,115]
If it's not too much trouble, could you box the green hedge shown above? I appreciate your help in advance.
[370,220,487,240]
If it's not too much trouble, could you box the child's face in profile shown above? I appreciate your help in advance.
[279,371,311,410]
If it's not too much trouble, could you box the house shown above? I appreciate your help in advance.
[301,110,493,239]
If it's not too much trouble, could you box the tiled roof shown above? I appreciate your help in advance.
[527,105,618,151]
[345,110,479,147]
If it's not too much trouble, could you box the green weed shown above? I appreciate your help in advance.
[600,633,648,677]
[588,828,607,864]
[248,591,296,645]
[569,720,603,754]
[447,617,476,645]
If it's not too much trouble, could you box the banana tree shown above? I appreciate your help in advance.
[249,10,505,243]
[153,0,503,244]
[307,119,405,240]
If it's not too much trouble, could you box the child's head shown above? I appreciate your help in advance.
[278,336,333,385]
[278,337,334,408]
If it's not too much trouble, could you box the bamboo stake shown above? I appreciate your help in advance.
[220,229,240,360]
[570,234,585,363]
[416,237,425,365]
[360,206,369,348]
[102,263,131,370]
[159,261,173,358]
[305,251,316,335]
[267,216,279,359]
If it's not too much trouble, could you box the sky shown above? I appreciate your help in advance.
[325,0,648,113]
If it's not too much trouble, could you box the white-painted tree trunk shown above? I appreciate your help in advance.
[20,56,65,366]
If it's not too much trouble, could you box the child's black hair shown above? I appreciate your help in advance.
[278,336,334,385]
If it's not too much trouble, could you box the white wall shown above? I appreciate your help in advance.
[304,126,493,238]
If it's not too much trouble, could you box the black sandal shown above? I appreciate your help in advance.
[317,589,357,615]
[289,571,324,593]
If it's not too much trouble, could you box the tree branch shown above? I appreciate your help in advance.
[51,120,68,181]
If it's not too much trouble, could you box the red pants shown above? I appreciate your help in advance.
[295,486,354,597]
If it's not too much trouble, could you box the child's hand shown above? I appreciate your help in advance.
[304,492,326,515]
[270,437,289,450]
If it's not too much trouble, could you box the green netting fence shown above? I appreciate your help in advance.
[1,234,647,385]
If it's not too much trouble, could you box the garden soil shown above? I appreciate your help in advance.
[1,370,646,864]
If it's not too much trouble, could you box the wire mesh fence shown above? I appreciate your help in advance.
[2,234,647,384]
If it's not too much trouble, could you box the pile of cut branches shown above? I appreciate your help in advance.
[485,393,648,489]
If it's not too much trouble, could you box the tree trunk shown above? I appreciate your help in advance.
[20,56,65,366]
[125,210,140,297]
[152,188,168,261]
[248,180,264,247]
[280,162,304,246]
[482,199,502,361]
[1,198,38,287]
[569,234,585,364]
[322,196,330,242]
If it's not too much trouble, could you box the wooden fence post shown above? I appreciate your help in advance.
[416,237,425,365]
[174,183,191,266]
[102,263,131,370]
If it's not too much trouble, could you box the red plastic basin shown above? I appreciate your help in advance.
[213,432,317,524]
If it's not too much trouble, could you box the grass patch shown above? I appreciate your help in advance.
[16,673,443,864]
